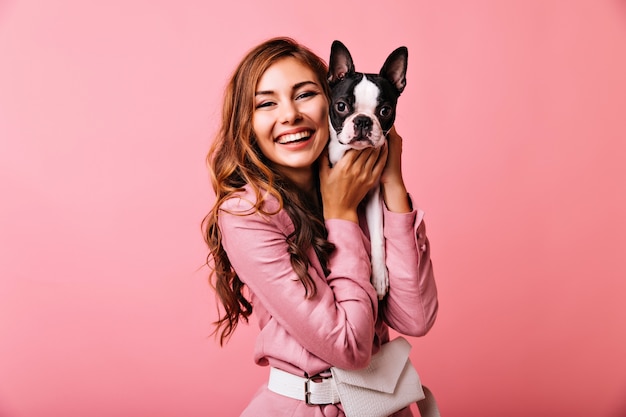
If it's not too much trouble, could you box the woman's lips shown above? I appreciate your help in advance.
[275,130,313,144]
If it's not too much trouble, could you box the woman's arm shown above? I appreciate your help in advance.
[218,194,379,370]
[379,126,411,214]
[379,127,439,335]
[380,207,438,335]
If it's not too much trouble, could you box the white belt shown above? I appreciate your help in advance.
[267,367,341,405]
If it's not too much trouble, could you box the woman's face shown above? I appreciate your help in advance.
[252,57,329,185]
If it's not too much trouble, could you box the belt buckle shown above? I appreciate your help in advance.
[304,375,325,405]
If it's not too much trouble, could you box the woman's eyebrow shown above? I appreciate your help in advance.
[293,80,319,90]
[255,80,319,96]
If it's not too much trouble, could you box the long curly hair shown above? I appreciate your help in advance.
[202,37,335,345]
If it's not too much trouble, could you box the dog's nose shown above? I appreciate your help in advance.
[353,115,372,137]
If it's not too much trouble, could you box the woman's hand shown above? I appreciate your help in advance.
[319,144,388,223]
[380,126,411,213]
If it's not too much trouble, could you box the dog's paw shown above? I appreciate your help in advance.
[371,261,389,300]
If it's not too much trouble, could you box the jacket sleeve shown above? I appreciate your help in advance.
[380,204,439,336]
[218,196,378,370]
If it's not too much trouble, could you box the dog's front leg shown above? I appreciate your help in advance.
[366,186,388,299]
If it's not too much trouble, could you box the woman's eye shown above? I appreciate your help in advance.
[379,106,392,117]
[255,101,274,109]
[297,91,317,100]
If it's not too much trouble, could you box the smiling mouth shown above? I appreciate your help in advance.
[276,130,313,144]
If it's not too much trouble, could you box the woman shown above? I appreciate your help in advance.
[203,37,438,417]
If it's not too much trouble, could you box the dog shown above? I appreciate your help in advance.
[327,40,408,299]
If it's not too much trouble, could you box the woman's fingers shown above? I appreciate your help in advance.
[319,142,391,222]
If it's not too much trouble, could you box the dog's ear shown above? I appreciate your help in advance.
[328,40,355,86]
[380,46,408,94]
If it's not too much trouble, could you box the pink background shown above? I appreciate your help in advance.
[1,0,626,416]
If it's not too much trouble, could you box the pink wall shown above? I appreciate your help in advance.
[1,1,625,416]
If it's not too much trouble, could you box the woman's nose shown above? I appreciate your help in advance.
[279,101,301,124]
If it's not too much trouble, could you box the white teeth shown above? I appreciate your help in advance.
[276,131,312,144]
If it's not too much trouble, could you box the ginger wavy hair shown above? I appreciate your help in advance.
[202,37,335,345]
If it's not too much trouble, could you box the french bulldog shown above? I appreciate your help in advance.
[327,40,408,299]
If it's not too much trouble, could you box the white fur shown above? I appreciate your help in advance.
[353,76,380,114]
[328,76,389,300]
[365,187,388,299]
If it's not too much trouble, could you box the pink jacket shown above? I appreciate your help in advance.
[218,185,438,417]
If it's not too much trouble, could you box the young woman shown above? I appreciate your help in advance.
[203,37,438,417]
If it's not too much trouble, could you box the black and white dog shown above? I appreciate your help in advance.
[327,40,408,299]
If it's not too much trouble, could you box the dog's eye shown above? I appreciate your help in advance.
[379,106,393,118]
[335,101,349,113]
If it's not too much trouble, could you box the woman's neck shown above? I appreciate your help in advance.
[279,167,317,199]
